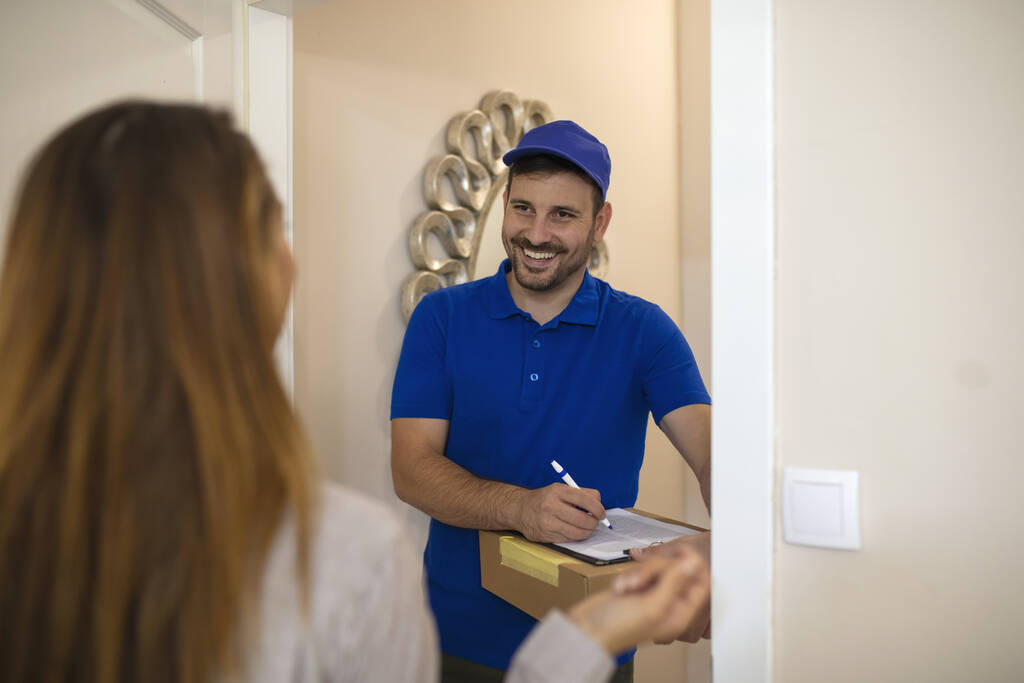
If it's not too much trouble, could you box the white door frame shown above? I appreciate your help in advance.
[710,0,775,681]
[135,0,296,397]
[242,1,294,399]
[126,1,293,397]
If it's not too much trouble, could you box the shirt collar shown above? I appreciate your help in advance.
[486,261,521,319]
[487,259,600,327]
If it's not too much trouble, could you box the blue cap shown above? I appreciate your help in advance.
[502,120,611,198]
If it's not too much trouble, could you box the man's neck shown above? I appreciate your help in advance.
[505,269,586,326]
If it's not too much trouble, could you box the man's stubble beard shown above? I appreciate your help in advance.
[505,223,597,293]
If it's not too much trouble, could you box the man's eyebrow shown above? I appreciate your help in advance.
[507,198,583,215]
[551,204,582,214]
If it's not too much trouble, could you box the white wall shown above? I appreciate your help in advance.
[773,1,1024,680]
[292,1,709,680]
[0,0,236,264]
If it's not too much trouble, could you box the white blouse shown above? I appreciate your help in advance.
[246,484,614,683]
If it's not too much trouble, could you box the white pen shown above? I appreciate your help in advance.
[550,460,613,529]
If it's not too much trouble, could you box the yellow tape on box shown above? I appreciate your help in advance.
[498,536,572,587]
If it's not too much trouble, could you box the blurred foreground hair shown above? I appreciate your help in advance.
[0,102,315,683]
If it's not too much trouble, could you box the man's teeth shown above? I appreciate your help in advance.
[523,248,556,260]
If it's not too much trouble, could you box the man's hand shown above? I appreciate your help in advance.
[515,483,607,543]
[626,531,711,641]
[568,551,710,655]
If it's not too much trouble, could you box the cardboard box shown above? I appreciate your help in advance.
[479,509,705,620]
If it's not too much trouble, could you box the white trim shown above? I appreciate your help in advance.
[246,5,294,401]
[135,0,201,40]
[710,0,775,681]
[248,0,295,15]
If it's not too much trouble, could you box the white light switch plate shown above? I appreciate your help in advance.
[782,467,861,550]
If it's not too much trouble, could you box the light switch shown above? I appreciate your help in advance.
[782,467,860,550]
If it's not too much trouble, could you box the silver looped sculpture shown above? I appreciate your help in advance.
[401,90,609,322]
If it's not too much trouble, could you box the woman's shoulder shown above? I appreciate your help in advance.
[312,483,411,571]
[251,483,427,681]
[259,482,416,613]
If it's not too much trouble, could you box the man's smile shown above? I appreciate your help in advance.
[523,247,557,261]
[513,239,565,271]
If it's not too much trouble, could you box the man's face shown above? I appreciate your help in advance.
[501,171,608,293]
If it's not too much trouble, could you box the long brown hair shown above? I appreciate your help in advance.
[0,102,316,683]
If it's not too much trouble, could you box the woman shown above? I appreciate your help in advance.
[0,102,708,683]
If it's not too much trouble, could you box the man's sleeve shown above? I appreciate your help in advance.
[390,294,452,420]
[640,305,711,423]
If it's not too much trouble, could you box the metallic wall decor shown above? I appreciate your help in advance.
[400,90,610,321]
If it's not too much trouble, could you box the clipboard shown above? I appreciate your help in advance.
[546,508,703,564]
[541,543,633,566]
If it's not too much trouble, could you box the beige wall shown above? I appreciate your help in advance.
[292,1,710,680]
[674,1,711,680]
[774,1,1024,680]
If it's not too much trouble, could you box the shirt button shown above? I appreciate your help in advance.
[529,373,539,381]
[532,339,541,348]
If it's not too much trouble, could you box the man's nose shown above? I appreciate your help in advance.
[519,215,555,245]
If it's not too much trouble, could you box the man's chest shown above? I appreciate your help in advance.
[446,320,641,413]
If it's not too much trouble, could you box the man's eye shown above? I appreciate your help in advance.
[556,211,576,219]
[513,204,531,213]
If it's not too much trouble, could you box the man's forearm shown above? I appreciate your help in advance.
[391,418,609,542]
[394,447,529,531]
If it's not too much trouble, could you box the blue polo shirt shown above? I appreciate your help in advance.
[391,261,710,670]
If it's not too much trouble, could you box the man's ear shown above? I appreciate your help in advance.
[593,201,613,242]
[502,185,509,206]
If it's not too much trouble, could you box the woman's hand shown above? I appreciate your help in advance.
[626,531,711,641]
[566,549,710,655]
